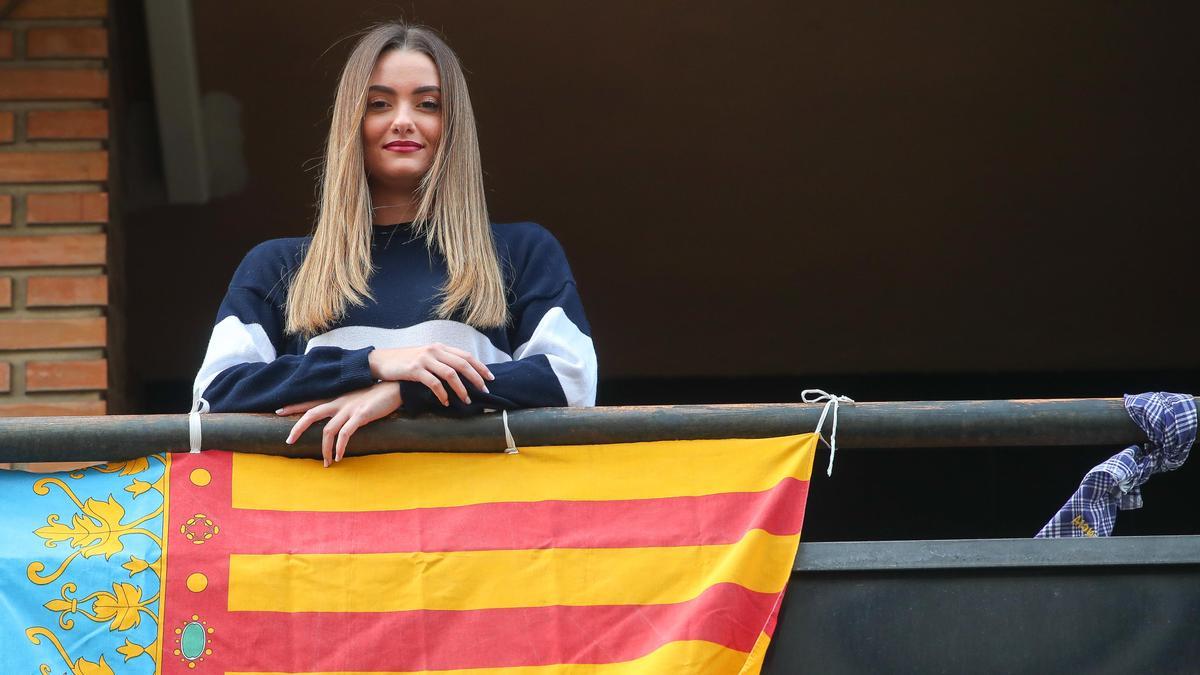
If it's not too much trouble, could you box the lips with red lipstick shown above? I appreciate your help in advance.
[383,140,425,153]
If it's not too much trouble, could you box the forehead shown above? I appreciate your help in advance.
[369,49,440,90]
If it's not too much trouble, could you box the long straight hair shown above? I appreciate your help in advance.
[285,23,507,336]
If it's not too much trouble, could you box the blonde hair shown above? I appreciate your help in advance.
[285,23,507,336]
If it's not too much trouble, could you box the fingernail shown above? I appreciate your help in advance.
[482,385,490,394]
[465,397,472,405]
[275,408,284,415]
[487,372,496,380]
[286,438,294,445]
[323,460,329,468]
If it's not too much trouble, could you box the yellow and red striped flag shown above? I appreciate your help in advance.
[4,433,816,674]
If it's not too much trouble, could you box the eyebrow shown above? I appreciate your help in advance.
[368,85,441,95]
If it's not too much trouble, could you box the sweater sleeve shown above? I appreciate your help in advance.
[192,241,377,413]
[398,225,597,414]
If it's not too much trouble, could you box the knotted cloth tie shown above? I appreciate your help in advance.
[802,389,855,476]
[1035,392,1197,538]
[188,398,210,453]
[501,409,519,454]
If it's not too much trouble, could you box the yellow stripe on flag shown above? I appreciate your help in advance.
[228,529,798,613]
[232,433,817,511]
[227,639,756,675]
[738,631,773,675]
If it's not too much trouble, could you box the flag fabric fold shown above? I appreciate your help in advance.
[1,433,816,674]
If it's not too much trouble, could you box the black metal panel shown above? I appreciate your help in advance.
[794,536,1200,571]
[765,539,1200,674]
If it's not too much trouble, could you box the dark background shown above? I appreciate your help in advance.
[111,2,1200,541]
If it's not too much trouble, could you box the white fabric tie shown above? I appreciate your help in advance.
[189,398,210,453]
[501,409,519,454]
[802,389,854,477]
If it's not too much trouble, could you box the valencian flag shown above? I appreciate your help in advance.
[0,433,816,674]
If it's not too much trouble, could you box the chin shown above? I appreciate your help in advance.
[369,164,430,188]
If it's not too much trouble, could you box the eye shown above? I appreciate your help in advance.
[418,99,441,111]
[367,99,390,110]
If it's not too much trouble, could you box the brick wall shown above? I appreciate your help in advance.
[0,0,110,425]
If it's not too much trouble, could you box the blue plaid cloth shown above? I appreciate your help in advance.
[1035,392,1197,538]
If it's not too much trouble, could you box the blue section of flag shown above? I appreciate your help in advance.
[0,458,166,674]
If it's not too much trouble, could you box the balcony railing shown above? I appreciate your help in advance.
[0,397,1160,462]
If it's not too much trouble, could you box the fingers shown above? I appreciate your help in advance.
[376,343,497,406]
[321,412,350,468]
[334,385,401,462]
[442,346,495,382]
[335,416,364,463]
[286,404,334,445]
[415,371,450,407]
[430,361,471,405]
[276,398,331,416]
[439,352,490,393]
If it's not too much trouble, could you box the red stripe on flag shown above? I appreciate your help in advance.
[164,452,236,674]
[763,591,784,637]
[229,476,809,554]
[227,582,773,672]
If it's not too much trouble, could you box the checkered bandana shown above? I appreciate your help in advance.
[1035,392,1197,538]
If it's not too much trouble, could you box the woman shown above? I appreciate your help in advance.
[192,23,597,466]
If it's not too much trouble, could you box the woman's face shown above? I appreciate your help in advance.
[361,49,443,191]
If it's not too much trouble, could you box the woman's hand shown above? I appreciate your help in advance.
[277,381,402,467]
[368,343,494,406]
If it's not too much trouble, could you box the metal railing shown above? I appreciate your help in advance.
[0,397,1168,462]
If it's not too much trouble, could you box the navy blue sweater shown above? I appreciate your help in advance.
[193,222,596,414]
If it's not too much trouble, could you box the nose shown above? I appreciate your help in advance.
[391,103,415,134]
